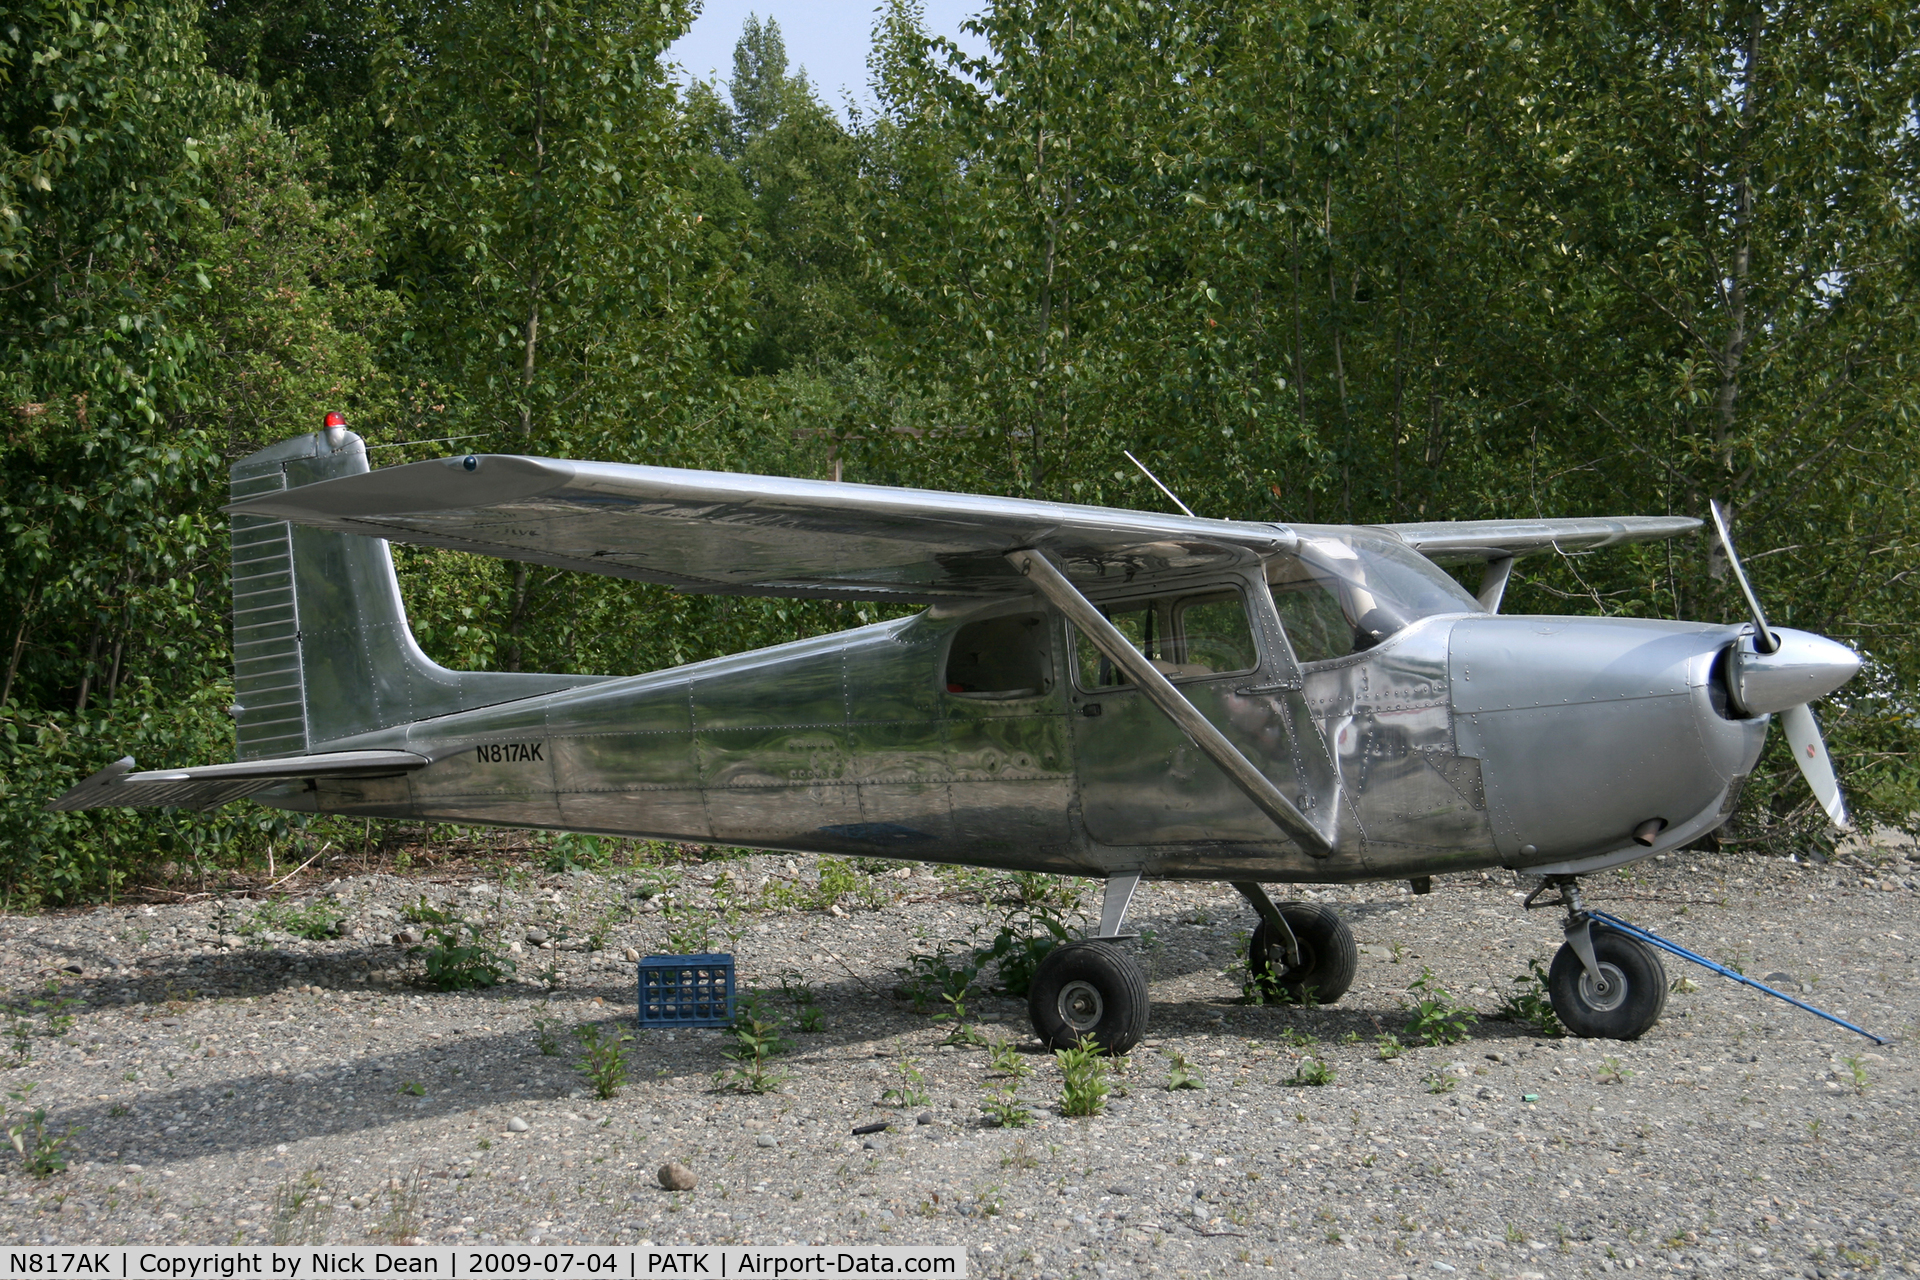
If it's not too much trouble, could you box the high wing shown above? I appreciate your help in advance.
[48,751,428,812]
[226,455,1292,601]
[1379,516,1701,565]
[225,451,1700,600]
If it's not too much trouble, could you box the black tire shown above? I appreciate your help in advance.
[1028,940,1149,1055]
[1247,903,1358,1004]
[1547,928,1668,1040]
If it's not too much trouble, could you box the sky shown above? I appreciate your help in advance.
[666,0,988,119]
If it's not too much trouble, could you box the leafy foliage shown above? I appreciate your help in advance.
[1055,1035,1110,1117]
[1164,1050,1205,1092]
[5,1083,77,1177]
[2,0,1916,902]
[717,994,792,1094]
[402,900,514,990]
[574,1023,633,1100]
[239,897,344,942]
[1402,966,1476,1047]
[1495,959,1565,1038]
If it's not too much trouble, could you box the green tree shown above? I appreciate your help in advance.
[0,0,400,901]
[372,0,748,668]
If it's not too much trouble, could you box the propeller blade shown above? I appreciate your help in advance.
[1781,702,1849,830]
[1708,499,1777,653]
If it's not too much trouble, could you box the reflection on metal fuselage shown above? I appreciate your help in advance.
[255,596,1766,887]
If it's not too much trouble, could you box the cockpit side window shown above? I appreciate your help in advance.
[1269,561,1358,663]
[945,613,1051,698]
[1071,589,1258,689]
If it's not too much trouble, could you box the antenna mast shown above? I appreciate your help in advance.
[1123,450,1198,518]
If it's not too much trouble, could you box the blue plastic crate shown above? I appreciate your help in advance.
[637,953,735,1027]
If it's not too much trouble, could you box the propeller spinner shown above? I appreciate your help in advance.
[1708,501,1860,828]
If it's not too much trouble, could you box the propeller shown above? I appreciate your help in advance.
[1708,500,1858,829]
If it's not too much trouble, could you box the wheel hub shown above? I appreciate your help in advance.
[1057,979,1104,1031]
[1578,961,1629,1013]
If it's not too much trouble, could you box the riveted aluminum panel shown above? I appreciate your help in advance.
[1449,615,1758,863]
[1448,615,1723,715]
[690,628,857,845]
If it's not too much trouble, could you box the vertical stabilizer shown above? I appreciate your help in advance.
[228,427,602,758]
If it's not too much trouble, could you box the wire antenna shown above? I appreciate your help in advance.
[1123,450,1197,518]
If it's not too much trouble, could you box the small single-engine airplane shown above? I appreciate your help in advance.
[54,418,1864,1052]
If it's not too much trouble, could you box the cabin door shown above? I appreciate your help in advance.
[1068,581,1308,846]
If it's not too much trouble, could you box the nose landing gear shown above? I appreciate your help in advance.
[1234,882,1358,1005]
[1526,876,1667,1040]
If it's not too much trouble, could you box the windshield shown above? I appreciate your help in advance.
[1269,530,1482,663]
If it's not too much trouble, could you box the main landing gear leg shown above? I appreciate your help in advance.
[1234,881,1357,1005]
[1526,875,1667,1040]
[1028,873,1149,1055]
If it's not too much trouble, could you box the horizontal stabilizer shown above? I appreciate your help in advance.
[1379,516,1701,564]
[47,750,428,813]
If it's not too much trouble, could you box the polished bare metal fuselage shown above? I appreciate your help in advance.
[260,573,1769,885]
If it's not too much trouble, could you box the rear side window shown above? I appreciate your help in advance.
[945,613,1051,698]
[1072,589,1258,689]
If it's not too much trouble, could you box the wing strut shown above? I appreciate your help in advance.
[1006,550,1335,857]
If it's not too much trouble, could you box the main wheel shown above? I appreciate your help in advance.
[1028,940,1149,1055]
[1547,928,1667,1040]
[1247,903,1358,1004]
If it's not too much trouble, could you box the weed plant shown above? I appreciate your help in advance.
[420,923,513,990]
[532,1015,564,1055]
[269,1170,332,1244]
[902,898,1079,1006]
[718,999,791,1094]
[1287,1056,1335,1087]
[1403,967,1475,1046]
[936,991,989,1046]
[31,983,79,1037]
[882,1058,930,1109]
[5,1084,77,1177]
[1597,1056,1632,1085]
[240,897,343,941]
[1164,1050,1205,1091]
[575,1023,633,1099]
[988,1040,1034,1080]
[402,899,513,990]
[981,1085,1034,1128]
[373,1168,426,1243]
[543,832,615,874]
[777,971,825,1033]
[1494,959,1563,1037]
[1056,1036,1110,1117]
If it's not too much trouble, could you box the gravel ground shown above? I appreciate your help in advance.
[0,835,1916,1280]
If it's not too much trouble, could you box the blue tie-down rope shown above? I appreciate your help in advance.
[1585,909,1890,1045]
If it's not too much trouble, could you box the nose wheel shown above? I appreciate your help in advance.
[1548,925,1667,1039]
[1028,940,1149,1054]
[1528,877,1668,1040]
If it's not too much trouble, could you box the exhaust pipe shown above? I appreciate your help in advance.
[1632,817,1667,847]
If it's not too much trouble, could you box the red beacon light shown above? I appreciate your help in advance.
[322,410,348,447]
[323,411,346,428]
